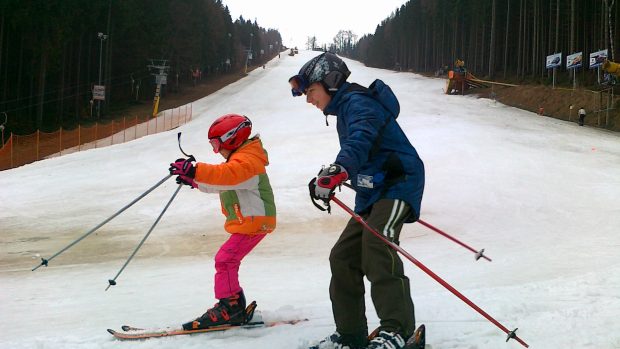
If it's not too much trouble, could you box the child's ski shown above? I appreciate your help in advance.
[107,301,307,341]
[108,319,306,340]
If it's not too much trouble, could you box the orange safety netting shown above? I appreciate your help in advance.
[0,104,192,171]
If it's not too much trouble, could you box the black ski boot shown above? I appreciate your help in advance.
[182,291,247,330]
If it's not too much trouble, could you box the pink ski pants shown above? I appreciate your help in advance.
[214,233,266,299]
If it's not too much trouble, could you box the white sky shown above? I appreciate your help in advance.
[222,0,409,49]
[2,51,620,348]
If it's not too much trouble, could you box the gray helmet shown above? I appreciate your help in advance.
[289,52,351,96]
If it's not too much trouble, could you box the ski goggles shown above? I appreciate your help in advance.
[289,74,309,97]
[209,119,252,153]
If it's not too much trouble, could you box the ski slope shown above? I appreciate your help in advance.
[1,50,620,349]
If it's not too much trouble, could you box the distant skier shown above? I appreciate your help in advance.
[169,114,276,330]
[289,52,425,349]
[578,106,586,126]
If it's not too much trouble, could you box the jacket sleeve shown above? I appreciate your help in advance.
[193,155,264,193]
[335,94,386,178]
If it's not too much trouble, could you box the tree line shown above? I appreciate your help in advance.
[346,0,617,84]
[0,0,282,137]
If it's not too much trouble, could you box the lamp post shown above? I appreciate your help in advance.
[0,112,7,146]
[245,33,253,74]
[97,32,108,119]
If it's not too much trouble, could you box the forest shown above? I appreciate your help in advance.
[0,0,282,138]
[345,0,617,85]
[3,0,619,142]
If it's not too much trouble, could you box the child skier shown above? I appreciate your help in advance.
[168,113,276,330]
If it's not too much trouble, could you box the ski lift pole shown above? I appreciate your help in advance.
[329,195,529,348]
[416,219,491,262]
[32,174,173,271]
[106,183,182,291]
[341,182,490,262]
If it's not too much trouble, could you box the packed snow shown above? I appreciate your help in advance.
[1,51,619,349]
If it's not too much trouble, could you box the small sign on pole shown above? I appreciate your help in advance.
[566,52,583,70]
[93,85,106,101]
[589,49,608,69]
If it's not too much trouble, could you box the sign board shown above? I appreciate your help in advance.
[546,53,562,69]
[566,52,583,70]
[589,49,608,69]
[93,85,105,101]
[155,74,167,85]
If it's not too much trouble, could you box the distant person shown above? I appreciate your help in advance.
[168,114,276,330]
[289,52,425,349]
[578,107,586,126]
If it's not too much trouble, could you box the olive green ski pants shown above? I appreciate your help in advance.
[329,199,416,340]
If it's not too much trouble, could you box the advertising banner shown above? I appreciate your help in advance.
[546,53,562,69]
[566,52,583,70]
[589,49,608,69]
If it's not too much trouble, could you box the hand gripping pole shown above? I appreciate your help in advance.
[32,174,173,271]
[329,195,529,348]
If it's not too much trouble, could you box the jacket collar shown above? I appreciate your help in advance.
[323,82,352,116]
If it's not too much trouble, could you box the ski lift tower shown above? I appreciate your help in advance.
[147,59,170,117]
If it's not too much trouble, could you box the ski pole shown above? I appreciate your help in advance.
[106,183,182,291]
[416,219,491,262]
[329,195,529,348]
[341,182,490,262]
[32,174,173,271]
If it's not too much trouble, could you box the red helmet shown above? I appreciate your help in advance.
[208,114,252,153]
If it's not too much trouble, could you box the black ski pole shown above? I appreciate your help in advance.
[329,195,529,348]
[106,183,183,290]
[32,174,173,271]
[341,182,490,261]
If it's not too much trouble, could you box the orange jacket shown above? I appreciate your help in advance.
[194,137,276,235]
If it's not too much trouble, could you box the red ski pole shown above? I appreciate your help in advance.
[341,182,490,262]
[417,219,491,262]
[329,196,529,348]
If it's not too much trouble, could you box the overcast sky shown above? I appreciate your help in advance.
[222,0,409,49]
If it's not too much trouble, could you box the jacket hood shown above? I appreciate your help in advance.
[233,136,269,166]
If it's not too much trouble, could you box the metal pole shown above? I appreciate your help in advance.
[330,196,529,348]
[97,33,107,119]
[32,174,173,271]
[106,183,183,290]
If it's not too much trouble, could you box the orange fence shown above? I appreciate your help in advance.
[0,104,193,171]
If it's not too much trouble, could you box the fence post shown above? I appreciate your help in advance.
[36,130,40,160]
[78,125,81,151]
[10,133,13,168]
[95,122,98,148]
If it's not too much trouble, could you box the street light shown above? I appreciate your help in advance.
[245,33,253,74]
[97,32,108,119]
[0,112,7,146]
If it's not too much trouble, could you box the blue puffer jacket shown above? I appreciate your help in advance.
[323,80,425,222]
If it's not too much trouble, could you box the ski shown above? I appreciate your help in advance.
[109,321,307,340]
[108,301,307,341]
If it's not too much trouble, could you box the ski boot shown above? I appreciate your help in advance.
[308,331,368,349]
[367,324,425,349]
[182,291,248,330]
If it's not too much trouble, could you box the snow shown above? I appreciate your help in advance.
[1,50,620,349]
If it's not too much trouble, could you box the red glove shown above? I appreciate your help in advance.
[312,164,348,199]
